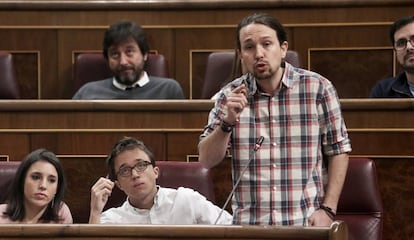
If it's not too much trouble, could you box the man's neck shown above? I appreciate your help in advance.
[128,187,158,210]
[256,69,284,95]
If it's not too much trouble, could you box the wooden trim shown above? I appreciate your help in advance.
[3,128,411,133]
[350,155,414,159]
[0,99,413,111]
[0,129,203,132]
[341,98,414,109]
[308,47,394,74]
[0,22,395,29]
[0,100,215,111]
[0,222,348,240]
[0,0,412,10]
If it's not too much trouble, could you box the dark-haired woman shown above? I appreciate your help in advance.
[0,149,72,223]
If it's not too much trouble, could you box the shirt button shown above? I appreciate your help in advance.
[272,142,277,146]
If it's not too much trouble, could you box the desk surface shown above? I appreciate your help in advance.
[0,222,347,240]
[0,99,413,129]
[0,98,413,110]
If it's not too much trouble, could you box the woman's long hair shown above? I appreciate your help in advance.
[3,149,67,222]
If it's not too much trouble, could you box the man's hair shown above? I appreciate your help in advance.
[106,137,155,181]
[236,13,287,50]
[389,16,414,45]
[103,20,150,59]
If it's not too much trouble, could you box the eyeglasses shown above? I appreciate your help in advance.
[116,161,152,178]
[394,36,414,51]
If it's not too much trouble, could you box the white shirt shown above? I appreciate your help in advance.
[100,187,233,225]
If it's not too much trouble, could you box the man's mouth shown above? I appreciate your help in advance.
[255,62,267,71]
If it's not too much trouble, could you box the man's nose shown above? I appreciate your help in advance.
[131,167,142,177]
[119,53,129,65]
[255,45,265,58]
[407,40,414,49]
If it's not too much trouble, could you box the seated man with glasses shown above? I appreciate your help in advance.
[370,15,414,98]
[88,137,232,224]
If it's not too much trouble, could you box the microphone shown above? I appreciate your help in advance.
[214,136,265,224]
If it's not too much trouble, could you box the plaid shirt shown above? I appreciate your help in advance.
[201,62,351,225]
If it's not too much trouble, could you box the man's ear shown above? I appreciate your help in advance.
[115,180,122,191]
[237,48,245,68]
[153,166,159,179]
[236,49,242,61]
[281,41,288,59]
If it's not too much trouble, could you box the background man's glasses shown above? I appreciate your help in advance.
[116,161,152,177]
[394,36,414,51]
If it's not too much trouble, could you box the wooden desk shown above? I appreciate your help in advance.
[0,222,348,240]
[0,99,413,239]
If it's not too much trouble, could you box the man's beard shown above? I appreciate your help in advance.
[402,65,414,74]
[254,68,274,81]
[402,58,414,73]
[115,74,137,85]
[115,69,142,85]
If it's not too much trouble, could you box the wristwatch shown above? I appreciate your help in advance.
[220,120,234,133]
[319,204,336,219]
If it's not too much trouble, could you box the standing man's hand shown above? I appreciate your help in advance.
[224,84,248,124]
[308,209,334,226]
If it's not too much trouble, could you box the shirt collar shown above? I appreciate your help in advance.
[125,185,160,212]
[112,71,150,90]
[280,61,294,88]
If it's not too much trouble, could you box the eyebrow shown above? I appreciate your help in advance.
[396,34,414,40]
[243,35,273,43]
[118,159,150,168]
[30,171,57,178]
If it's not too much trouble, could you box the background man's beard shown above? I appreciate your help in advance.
[402,61,414,73]
[403,66,414,74]
[402,54,414,73]
[115,71,140,85]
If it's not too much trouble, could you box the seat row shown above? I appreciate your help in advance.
[0,50,301,99]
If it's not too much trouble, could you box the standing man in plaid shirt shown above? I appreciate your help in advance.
[198,13,351,226]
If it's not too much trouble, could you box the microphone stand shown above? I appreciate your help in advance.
[214,136,264,224]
